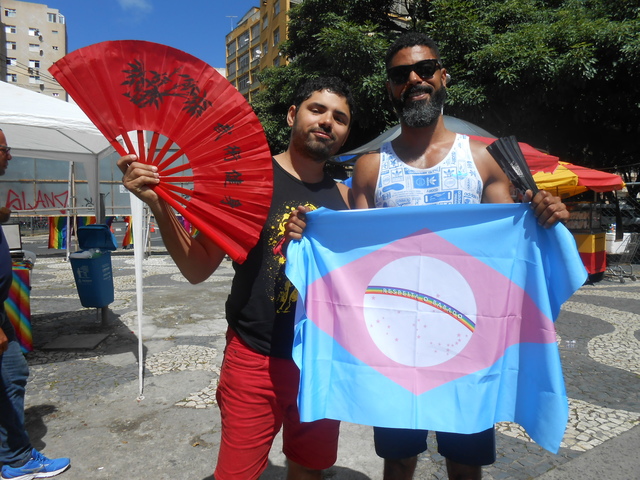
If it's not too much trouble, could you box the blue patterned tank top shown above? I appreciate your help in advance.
[374,134,483,207]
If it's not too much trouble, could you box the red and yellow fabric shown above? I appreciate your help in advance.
[4,261,33,353]
[533,161,625,199]
[573,232,606,275]
[122,215,133,247]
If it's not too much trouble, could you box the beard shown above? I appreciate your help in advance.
[392,84,448,128]
[290,124,338,162]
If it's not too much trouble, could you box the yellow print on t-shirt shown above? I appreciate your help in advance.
[272,203,317,313]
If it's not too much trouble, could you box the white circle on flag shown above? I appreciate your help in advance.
[363,255,476,367]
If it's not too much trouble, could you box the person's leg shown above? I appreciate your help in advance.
[274,357,340,480]
[436,428,496,480]
[444,458,481,480]
[382,456,417,480]
[373,427,428,480]
[0,321,32,468]
[286,459,322,480]
[214,331,283,480]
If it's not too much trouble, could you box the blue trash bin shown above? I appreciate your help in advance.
[70,224,118,308]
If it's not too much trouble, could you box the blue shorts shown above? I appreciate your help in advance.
[373,426,496,466]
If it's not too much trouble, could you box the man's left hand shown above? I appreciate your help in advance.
[524,190,570,228]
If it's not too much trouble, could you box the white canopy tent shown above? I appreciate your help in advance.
[0,81,114,219]
[1,82,149,396]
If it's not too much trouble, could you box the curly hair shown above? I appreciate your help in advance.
[384,32,442,68]
[292,77,355,122]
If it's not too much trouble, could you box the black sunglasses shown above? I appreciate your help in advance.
[387,59,442,85]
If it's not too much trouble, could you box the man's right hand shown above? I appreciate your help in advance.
[116,154,161,205]
[284,205,310,243]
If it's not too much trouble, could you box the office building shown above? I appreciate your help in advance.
[226,0,301,101]
[1,0,67,98]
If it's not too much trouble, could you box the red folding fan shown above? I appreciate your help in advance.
[49,40,273,263]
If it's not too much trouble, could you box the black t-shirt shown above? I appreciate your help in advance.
[225,159,349,358]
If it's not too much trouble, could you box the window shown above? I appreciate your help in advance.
[274,1,280,16]
[52,46,59,50]
[29,43,39,52]
[262,14,269,30]
[29,75,42,84]
[227,61,236,76]
[6,57,17,66]
[52,30,58,34]
[4,8,17,17]
[274,56,281,67]
[6,74,17,82]
[5,25,16,34]
[29,60,40,69]
[238,31,250,48]
[252,46,262,61]
[227,40,236,56]
[239,52,250,70]
[262,41,268,56]
[29,27,40,36]
[273,28,280,47]
[251,24,260,42]
[52,92,60,97]
[58,14,65,24]
[6,41,17,50]
[238,73,250,90]
[48,13,57,22]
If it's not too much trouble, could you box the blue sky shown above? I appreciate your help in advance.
[47,0,260,68]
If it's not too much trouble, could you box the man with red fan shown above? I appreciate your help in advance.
[1,129,71,480]
[117,78,354,480]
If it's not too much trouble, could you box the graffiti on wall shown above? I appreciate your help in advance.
[3,189,105,212]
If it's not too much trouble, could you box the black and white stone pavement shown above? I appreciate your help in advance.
[16,235,640,479]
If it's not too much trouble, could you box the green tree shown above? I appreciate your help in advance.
[252,0,640,188]
[252,0,409,153]
[430,0,640,179]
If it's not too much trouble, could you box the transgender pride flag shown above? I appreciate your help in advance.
[285,203,587,453]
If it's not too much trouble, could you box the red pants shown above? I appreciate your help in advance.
[214,330,340,480]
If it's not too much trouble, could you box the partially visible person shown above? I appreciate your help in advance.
[351,32,568,480]
[117,77,354,479]
[0,129,71,480]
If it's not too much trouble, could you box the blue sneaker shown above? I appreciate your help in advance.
[1,449,70,479]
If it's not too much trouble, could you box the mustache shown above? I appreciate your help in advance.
[401,85,434,103]
[310,127,335,141]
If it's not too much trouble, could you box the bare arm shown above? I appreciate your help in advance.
[117,154,226,283]
[352,153,381,209]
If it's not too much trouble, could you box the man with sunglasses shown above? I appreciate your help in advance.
[350,32,569,480]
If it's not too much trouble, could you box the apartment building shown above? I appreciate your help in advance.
[226,0,301,101]
[1,0,67,98]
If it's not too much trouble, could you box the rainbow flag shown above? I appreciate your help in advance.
[286,204,587,453]
[4,262,33,353]
[48,216,98,249]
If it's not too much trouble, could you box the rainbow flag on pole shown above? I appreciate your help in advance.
[286,204,587,453]
[48,216,98,249]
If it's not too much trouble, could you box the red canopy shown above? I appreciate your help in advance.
[533,161,625,198]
